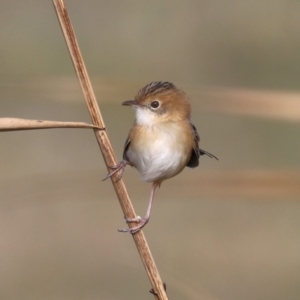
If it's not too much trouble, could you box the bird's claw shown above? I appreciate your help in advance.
[102,160,127,181]
[118,216,149,234]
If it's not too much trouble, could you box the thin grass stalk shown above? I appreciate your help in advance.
[52,1,168,299]
[0,118,99,131]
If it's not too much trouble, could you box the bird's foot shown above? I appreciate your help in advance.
[102,160,127,182]
[118,215,149,234]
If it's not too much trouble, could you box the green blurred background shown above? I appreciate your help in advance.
[0,1,300,299]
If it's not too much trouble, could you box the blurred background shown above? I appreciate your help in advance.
[0,1,300,299]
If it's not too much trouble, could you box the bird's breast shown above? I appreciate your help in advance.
[126,122,194,183]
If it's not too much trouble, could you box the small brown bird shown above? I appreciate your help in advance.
[105,81,217,233]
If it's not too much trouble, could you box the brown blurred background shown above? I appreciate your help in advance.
[0,1,300,299]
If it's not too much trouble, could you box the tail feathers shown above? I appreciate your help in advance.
[199,148,218,160]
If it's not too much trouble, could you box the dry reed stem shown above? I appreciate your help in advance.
[52,1,168,299]
[0,118,99,131]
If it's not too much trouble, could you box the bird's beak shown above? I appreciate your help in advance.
[122,100,140,107]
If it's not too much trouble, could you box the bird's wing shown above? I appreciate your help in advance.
[122,137,131,162]
[186,121,200,168]
[186,121,218,168]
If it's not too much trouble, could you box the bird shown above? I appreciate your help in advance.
[104,81,217,233]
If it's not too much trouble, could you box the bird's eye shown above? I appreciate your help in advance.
[150,101,160,109]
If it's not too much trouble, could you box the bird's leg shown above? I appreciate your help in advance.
[118,182,160,234]
[102,160,128,182]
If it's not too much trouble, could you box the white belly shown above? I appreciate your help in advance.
[127,124,189,182]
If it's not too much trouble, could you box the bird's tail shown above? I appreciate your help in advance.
[199,148,218,160]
